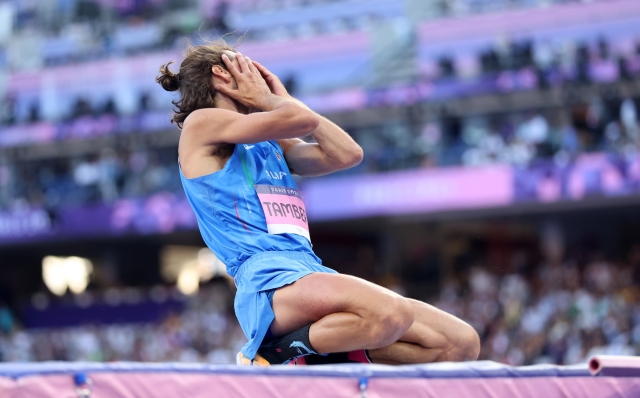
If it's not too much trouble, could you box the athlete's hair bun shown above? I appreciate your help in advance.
[156,61,181,92]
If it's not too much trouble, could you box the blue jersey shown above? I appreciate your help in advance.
[179,141,315,277]
[180,140,337,360]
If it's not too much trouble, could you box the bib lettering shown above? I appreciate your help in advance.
[255,184,310,242]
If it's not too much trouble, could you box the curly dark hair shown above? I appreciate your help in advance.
[156,39,236,129]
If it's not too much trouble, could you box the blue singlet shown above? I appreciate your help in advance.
[179,140,336,359]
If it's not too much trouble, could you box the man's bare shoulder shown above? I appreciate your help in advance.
[181,108,243,148]
[183,108,238,133]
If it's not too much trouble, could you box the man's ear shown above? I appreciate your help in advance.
[212,65,231,82]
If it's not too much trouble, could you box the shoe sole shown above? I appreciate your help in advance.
[236,351,270,366]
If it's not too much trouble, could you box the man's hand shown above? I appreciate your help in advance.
[253,62,362,176]
[252,61,291,98]
[253,60,314,112]
[216,53,276,111]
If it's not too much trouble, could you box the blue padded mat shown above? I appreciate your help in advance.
[0,360,590,380]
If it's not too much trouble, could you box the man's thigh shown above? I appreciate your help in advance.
[269,272,404,337]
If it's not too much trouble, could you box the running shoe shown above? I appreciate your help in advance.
[236,351,271,366]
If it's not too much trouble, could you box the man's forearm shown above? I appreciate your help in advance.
[285,96,312,112]
[259,94,308,113]
[283,96,339,140]
[288,97,363,167]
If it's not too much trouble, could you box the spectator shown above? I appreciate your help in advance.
[0,94,17,126]
[73,156,100,203]
[0,302,14,335]
[98,148,120,203]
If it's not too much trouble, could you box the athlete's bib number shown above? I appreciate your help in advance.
[255,184,310,242]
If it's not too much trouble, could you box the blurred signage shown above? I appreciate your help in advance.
[0,192,197,246]
[303,165,514,221]
[514,153,640,203]
[0,208,51,239]
[110,192,197,234]
[0,112,171,148]
[22,297,184,329]
[303,153,640,221]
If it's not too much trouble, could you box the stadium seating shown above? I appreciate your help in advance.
[1,240,638,366]
[2,0,640,376]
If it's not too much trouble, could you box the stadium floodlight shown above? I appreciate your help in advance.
[42,256,93,296]
[197,248,227,282]
[161,246,230,295]
[42,257,67,296]
[177,266,200,296]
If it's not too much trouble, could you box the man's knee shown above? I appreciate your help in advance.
[445,324,481,362]
[367,297,414,348]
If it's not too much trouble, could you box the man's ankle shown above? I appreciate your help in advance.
[258,324,317,364]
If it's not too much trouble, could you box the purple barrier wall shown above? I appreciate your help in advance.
[0,75,534,148]
[303,153,640,222]
[0,192,197,246]
[21,299,185,329]
[7,31,369,98]
[417,0,640,46]
[303,165,514,221]
[0,359,639,398]
[0,112,171,147]
[366,71,538,106]
[0,94,369,148]
[514,153,640,203]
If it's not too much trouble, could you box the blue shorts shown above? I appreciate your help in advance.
[233,251,337,360]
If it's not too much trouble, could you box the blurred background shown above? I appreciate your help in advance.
[1,0,640,366]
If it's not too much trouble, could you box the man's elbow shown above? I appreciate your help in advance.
[340,145,364,169]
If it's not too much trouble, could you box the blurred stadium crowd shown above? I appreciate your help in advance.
[0,148,183,208]
[2,94,639,209]
[1,0,602,69]
[0,283,247,363]
[1,236,639,365]
[436,250,640,365]
[1,0,640,370]
[2,0,637,215]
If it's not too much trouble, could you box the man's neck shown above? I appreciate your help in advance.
[214,93,248,114]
